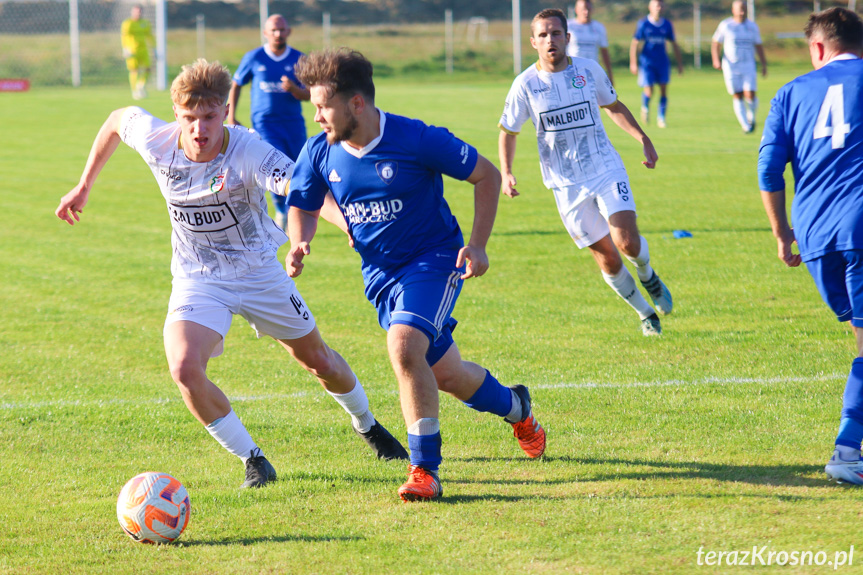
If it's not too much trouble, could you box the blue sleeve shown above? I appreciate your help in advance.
[418,124,478,181]
[757,92,791,192]
[287,142,329,211]
[232,52,255,86]
[633,20,644,40]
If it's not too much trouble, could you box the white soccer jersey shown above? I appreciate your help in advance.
[712,18,762,68]
[565,19,609,63]
[499,58,625,189]
[119,107,294,281]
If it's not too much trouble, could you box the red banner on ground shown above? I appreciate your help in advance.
[0,79,30,92]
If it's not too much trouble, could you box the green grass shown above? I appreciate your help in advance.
[2,63,860,574]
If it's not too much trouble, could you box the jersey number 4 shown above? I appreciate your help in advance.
[813,84,850,149]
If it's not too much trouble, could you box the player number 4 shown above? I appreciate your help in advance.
[813,84,850,149]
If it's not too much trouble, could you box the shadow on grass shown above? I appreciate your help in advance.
[178,534,364,547]
[448,455,827,488]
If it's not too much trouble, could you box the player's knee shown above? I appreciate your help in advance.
[168,357,207,391]
[298,347,338,379]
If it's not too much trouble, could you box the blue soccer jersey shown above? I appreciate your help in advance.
[233,46,307,150]
[288,111,478,288]
[758,56,863,262]
[634,17,675,66]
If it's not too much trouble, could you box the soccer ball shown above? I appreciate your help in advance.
[116,472,191,543]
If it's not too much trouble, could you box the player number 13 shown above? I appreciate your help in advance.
[813,84,850,149]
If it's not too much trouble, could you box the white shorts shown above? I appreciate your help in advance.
[164,259,316,357]
[553,170,636,249]
[722,61,757,94]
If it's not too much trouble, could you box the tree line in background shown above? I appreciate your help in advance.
[0,0,843,33]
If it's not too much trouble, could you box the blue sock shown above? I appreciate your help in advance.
[463,371,512,417]
[641,93,650,110]
[407,432,442,472]
[659,96,668,119]
[837,358,863,449]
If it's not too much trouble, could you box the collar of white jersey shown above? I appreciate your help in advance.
[534,57,573,74]
[339,109,386,159]
[827,53,860,65]
[264,45,293,62]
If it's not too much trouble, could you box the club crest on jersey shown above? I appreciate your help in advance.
[572,75,586,89]
[209,174,226,193]
[376,161,398,185]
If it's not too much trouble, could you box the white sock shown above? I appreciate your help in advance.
[327,376,376,433]
[407,418,440,436]
[504,389,523,423]
[836,445,861,461]
[205,409,261,462]
[745,97,758,125]
[624,235,654,282]
[733,98,749,130]
[602,266,655,319]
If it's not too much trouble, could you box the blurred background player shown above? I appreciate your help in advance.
[566,0,614,86]
[758,8,863,485]
[712,0,768,133]
[55,59,407,490]
[499,9,672,337]
[121,4,154,100]
[289,48,546,502]
[629,0,683,128]
[227,14,309,231]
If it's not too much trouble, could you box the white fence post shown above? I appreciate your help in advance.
[69,0,81,87]
[512,0,521,75]
[156,0,167,90]
[694,1,701,69]
[445,9,453,74]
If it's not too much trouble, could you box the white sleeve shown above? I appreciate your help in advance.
[712,20,726,43]
[118,106,165,153]
[753,22,762,44]
[498,80,532,135]
[246,138,295,197]
[590,61,617,106]
[597,22,609,48]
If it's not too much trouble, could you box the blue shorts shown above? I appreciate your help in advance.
[638,61,670,87]
[805,250,863,327]
[372,256,463,366]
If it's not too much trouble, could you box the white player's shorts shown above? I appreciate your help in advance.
[722,61,757,94]
[553,169,636,249]
[164,259,316,357]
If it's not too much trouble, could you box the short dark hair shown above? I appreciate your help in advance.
[532,8,568,35]
[294,48,375,102]
[804,7,863,54]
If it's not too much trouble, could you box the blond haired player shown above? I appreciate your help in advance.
[499,9,673,336]
[121,5,154,100]
[56,59,407,489]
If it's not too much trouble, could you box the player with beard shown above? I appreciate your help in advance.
[286,48,547,502]
[499,9,672,336]
[228,14,310,231]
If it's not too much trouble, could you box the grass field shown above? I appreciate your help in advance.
[3,61,862,574]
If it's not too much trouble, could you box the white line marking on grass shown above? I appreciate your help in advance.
[0,374,845,411]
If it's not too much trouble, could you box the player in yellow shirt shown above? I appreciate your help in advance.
[121,5,154,100]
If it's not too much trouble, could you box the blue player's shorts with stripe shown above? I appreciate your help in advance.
[638,61,670,87]
[806,249,863,328]
[370,252,463,366]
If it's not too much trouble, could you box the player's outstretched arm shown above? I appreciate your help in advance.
[458,155,501,280]
[629,39,639,74]
[760,190,800,267]
[498,131,520,198]
[603,100,658,169]
[226,82,242,126]
[56,108,126,225]
[286,206,321,277]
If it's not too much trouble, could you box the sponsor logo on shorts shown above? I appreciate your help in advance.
[171,305,193,314]
[376,161,398,184]
[341,199,403,224]
[539,102,595,132]
[168,202,239,233]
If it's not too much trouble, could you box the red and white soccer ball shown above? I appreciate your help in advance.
[116,472,191,544]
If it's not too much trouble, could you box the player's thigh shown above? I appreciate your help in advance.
[722,63,742,95]
[379,264,462,367]
[805,251,858,324]
[740,68,758,94]
[235,263,317,342]
[163,321,224,376]
[126,56,140,72]
[164,280,236,360]
[553,184,610,249]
